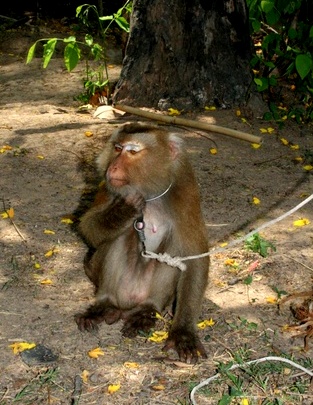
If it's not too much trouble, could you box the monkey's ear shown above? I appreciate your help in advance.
[168,134,183,160]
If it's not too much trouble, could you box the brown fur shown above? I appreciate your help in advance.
[76,123,209,363]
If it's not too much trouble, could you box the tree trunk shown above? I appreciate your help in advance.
[113,0,253,110]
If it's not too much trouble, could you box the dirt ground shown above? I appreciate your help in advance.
[0,24,313,404]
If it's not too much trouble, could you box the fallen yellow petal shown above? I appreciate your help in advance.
[236,110,241,116]
[209,148,217,155]
[241,399,249,405]
[266,296,278,304]
[280,138,289,145]
[40,278,53,285]
[293,218,310,227]
[148,331,168,343]
[155,312,164,320]
[151,384,165,391]
[37,155,45,159]
[224,258,238,266]
[84,131,93,137]
[294,157,303,162]
[124,362,139,368]
[252,196,261,205]
[205,106,216,111]
[61,218,74,224]
[34,262,41,269]
[168,108,181,116]
[88,347,105,359]
[251,143,261,149]
[81,369,89,383]
[44,229,55,235]
[9,342,36,354]
[44,248,59,257]
[108,383,121,394]
[197,318,215,329]
[290,144,299,150]
[303,165,313,171]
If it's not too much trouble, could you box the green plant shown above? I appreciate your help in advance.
[245,233,276,257]
[26,1,132,103]
[247,0,313,122]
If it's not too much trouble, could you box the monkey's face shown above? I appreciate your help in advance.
[98,125,181,199]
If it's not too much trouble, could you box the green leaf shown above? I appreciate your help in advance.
[63,36,76,43]
[261,0,274,13]
[252,20,261,32]
[64,43,80,72]
[43,38,57,68]
[218,395,232,405]
[26,42,37,64]
[99,15,114,21]
[266,9,280,25]
[114,15,130,32]
[296,54,312,80]
[288,28,297,40]
[85,34,93,46]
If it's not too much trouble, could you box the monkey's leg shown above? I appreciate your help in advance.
[121,304,157,338]
[75,300,122,332]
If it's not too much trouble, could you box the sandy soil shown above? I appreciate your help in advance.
[0,24,313,404]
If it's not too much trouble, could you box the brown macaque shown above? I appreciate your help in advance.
[76,122,209,363]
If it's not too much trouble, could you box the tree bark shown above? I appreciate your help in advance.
[113,0,253,110]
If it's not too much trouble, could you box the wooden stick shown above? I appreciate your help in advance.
[114,104,262,144]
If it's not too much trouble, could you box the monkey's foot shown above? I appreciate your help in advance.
[75,303,121,332]
[163,328,207,364]
[121,306,157,338]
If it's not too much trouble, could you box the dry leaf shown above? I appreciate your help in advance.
[9,342,36,354]
[88,347,105,359]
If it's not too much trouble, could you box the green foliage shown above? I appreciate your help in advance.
[26,1,131,102]
[247,0,313,121]
[245,232,276,257]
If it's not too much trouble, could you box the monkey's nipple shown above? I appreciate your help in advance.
[152,225,157,233]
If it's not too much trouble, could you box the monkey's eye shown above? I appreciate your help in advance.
[114,144,123,152]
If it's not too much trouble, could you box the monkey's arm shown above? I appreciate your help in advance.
[79,193,145,248]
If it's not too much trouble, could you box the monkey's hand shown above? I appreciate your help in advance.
[163,328,207,364]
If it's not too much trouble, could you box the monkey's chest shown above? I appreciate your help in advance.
[141,206,171,252]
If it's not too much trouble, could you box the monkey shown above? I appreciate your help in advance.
[75,122,209,363]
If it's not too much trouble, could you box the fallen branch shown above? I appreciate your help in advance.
[114,104,262,144]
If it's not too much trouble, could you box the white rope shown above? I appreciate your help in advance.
[142,192,313,270]
[190,355,313,405]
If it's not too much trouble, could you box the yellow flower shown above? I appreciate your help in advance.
[148,331,168,343]
[293,218,310,227]
[252,197,261,205]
